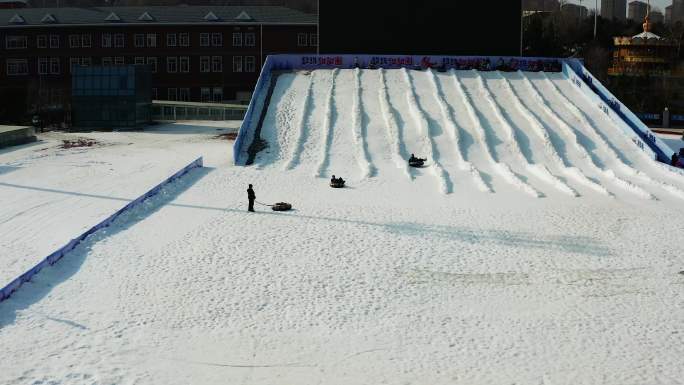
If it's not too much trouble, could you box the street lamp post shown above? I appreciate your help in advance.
[594,0,598,39]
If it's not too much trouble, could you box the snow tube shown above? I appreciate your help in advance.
[408,159,425,168]
[330,180,345,188]
[271,202,292,211]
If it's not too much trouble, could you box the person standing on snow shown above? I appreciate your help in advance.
[247,184,256,212]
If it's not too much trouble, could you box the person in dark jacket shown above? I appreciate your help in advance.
[247,184,255,212]
[673,153,679,167]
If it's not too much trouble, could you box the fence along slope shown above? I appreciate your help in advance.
[0,157,204,303]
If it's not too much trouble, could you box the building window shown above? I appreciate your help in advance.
[179,33,189,47]
[50,58,60,74]
[232,32,242,47]
[114,33,125,48]
[201,87,210,102]
[297,33,307,46]
[200,56,210,72]
[38,57,49,74]
[212,56,222,72]
[179,88,190,101]
[146,33,157,48]
[6,59,28,75]
[102,57,113,66]
[102,33,112,48]
[114,56,124,65]
[309,33,318,47]
[69,34,80,48]
[81,57,91,66]
[200,33,210,47]
[49,35,59,48]
[168,88,177,101]
[152,88,158,99]
[244,32,255,47]
[69,57,79,72]
[82,34,91,48]
[167,33,177,47]
[134,56,145,65]
[232,56,242,72]
[180,56,189,72]
[6,35,28,49]
[167,57,178,73]
[211,33,222,46]
[147,57,157,73]
[37,35,47,48]
[245,56,256,72]
[134,34,145,47]
[212,87,223,102]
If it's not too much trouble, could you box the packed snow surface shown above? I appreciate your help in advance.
[1,70,684,385]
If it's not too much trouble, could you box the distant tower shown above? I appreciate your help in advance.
[642,0,651,32]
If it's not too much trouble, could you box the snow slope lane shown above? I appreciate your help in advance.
[401,69,452,194]
[522,72,655,200]
[454,70,542,197]
[541,72,684,199]
[424,69,491,193]
[478,71,577,197]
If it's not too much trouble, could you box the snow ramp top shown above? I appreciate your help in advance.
[233,54,674,167]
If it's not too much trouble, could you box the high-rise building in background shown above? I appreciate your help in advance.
[665,4,673,23]
[601,0,627,20]
[522,0,560,12]
[561,3,589,19]
[674,0,684,24]
[649,10,664,23]
[628,1,648,22]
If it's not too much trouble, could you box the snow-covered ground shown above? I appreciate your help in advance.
[1,70,684,385]
[0,122,238,285]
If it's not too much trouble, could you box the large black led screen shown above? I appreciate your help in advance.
[319,0,522,56]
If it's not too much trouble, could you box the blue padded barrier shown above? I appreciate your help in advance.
[0,157,203,303]
[563,59,673,162]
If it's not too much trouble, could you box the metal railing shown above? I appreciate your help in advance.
[152,100,247,121]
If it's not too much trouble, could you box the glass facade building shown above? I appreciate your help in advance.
[71,65,151,128]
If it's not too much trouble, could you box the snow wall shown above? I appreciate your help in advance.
[0,157,204,303]
[233,54,674,166]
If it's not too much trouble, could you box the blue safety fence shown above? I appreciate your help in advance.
[564,59,674,162]
[0,157,203,303]
[232,54,565,165]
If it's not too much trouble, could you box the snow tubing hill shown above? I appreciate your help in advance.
[233,54,676,170]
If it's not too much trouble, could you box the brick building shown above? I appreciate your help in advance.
[0,6,317,122]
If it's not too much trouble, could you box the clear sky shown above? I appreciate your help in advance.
[566,0,671,12]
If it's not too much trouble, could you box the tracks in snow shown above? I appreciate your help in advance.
[539,72,684,200]
[478,72,577,197]
[282,73,315,171]
[378,69,412,179]
[522,72,654,200]
[350,68,375,179]
[427,69,491,193]
[313,69,339,177]
[401,68,452,194]
[451,70,542,198]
